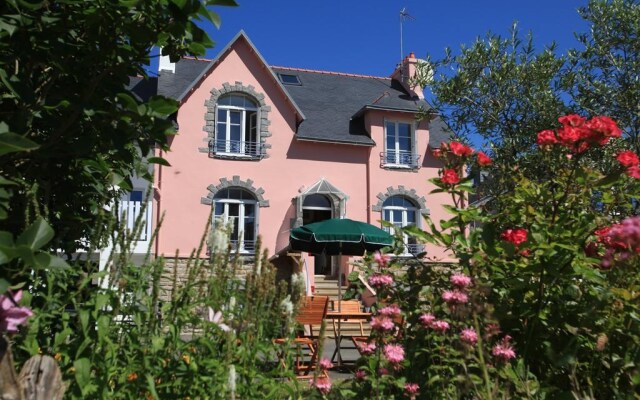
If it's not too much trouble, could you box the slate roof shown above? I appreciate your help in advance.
[127,32,451,147]
[271,67,433,146]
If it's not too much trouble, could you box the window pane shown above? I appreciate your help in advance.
[217,122,227,140]
[385,122,396,150]
[303,194,331,208]
[217,109,227,122]
[227,203,240,217]
[218,96,230,106]
[247,112,258,142]
[406,211,416,224]
[383,209,391,221]
[230,124,241,142]
[214,202,225,216]
[229,95,245,107]
[230,110,241,124]
[244,203,255,218]
[129,190,143,202]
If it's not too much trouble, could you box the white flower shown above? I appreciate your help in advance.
[209,224,229,253]
[207,307,231,332]
[228,364,236,396]
[280,295,294,316]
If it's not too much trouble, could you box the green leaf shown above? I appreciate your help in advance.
[73,358,91,393]
[0,278,9,295]
[17,217,54,250]
[147,96,178,116]
[0,132,39,156]
[145,157,170,167]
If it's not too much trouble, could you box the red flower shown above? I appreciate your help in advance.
[558,114,586,127]
[441,169,460,185]
[501,228,528,246]
[616,150,639,168]
[432,148,442,158]
[477,151,492,166]
[557,126,587,145]
[626,166,640,179]
[536,130,557,146]
[449,141,474,157]
[585,116,622,138]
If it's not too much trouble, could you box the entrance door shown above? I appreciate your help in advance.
[302,194,333,275]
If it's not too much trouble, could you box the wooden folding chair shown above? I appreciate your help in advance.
[275,296,329,379]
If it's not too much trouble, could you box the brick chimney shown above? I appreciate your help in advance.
[391,52,424,100]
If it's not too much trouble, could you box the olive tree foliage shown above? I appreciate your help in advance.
[0,0,236,266]
[417,25,572,201]
[568,0,640,150]
[417,0,640,212]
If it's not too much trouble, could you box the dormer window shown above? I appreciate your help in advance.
[278,73,301,85]
[213,94,262,158]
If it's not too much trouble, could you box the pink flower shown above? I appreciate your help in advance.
[405,383,420,396]
[460,328,478,344]
[501,228,528,246]
[559,114,586,127]
[378,367,390,376]
[0,290,33,333]
[536,129,558,146]
[418,313,436,327]
[207,307,231,332]
[616,150,639,168]
[370,316,395,332]
[431,320,450,332]
[585,115,622,138]
[373,251,391,267]
[368,274,394,288]
[441,169,460,185]
[450,273,472,288]
[319,358,333,370]
[449,141,474,157]
[442,290,468,304]
[378,304,401,317]
[492,335,516,362]
[626,165,640,179]
[310,376,332,395]
[356,341,377,355]
[477,151,492,166]
[383,343,405,364]
[355,369,367,380]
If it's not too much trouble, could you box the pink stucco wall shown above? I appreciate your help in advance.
[155,36,455,267]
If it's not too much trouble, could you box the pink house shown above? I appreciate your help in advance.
[127,31,454,290]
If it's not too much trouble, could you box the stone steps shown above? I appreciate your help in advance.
[312,275,370,338]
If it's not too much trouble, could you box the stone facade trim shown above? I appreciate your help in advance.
[200,176,270,207]
[372,186,429,215]
[201,82,271,158]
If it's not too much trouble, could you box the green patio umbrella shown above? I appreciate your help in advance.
[290,218,393,310]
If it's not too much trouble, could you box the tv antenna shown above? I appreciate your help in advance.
[399,7,416,63]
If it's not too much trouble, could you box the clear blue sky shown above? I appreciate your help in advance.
[205,0,589,77]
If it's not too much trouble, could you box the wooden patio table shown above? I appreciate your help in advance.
[325,311,372,366]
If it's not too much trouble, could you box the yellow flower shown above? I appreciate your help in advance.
[54,353,62,362]
[182,354,191,365]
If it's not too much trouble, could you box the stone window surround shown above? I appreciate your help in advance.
[200,82,272,157]
[372,186,429,215]
[201,176,269,207]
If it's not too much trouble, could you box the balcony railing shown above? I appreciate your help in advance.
[208,239,256,255]
[380,150,421,169]
[210,140,265,159]
[116,200,152,242]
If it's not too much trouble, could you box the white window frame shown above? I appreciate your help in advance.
[382,197,420,256]
[213,197,258,254]
[215,94,259,157]
[383,119,417,168]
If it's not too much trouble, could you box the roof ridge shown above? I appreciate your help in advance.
[271,65,390,80]
[182,55,214,62]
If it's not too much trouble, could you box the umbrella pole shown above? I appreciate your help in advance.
[337,243,342,313]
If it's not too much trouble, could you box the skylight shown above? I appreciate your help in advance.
[278,73,301,85]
